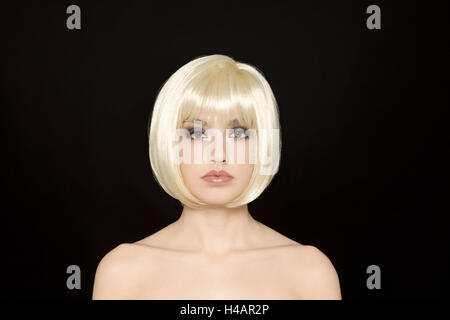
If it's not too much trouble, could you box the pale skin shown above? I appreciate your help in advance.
[92,111,342,300]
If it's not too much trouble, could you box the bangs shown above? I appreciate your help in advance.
[177,63,257,129]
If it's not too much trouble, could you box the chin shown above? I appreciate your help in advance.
[196,194,240,207]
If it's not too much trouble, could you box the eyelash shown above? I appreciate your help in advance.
[186,127,249,140]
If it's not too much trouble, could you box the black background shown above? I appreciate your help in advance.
[1,0,448,299]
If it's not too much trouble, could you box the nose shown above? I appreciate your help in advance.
[210,157,226,164]
[209,148,226,164]
[207,130,227,164]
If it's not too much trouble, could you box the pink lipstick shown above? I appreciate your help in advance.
[201,170,234,184]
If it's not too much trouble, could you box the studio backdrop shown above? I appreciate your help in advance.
[1,0,448,299]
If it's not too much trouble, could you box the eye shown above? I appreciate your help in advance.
[187,128,209,140]
[229,127,249,140]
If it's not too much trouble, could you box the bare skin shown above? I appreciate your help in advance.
[92,205,342,300]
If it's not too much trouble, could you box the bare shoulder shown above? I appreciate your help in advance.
[131,222,178,249]
[281,244,342,300]
[92,243,145,300]
[254,220,303,247]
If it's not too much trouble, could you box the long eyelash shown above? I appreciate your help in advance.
[185,127,250,139]
[186,126,248,131]
[231,126,250,139]
[186,127,206,140]
[232,126,248,131]
[187,127,205,134]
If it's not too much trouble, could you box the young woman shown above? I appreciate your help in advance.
[92,54,342,300]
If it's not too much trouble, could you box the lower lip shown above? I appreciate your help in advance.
[202,175,234,184]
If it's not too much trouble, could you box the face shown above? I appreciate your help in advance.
[179,110,255,207]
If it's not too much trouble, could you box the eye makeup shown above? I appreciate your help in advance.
[182,118,250,140]
[184,127,250,140]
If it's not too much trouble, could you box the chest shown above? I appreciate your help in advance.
[135,253,299,299]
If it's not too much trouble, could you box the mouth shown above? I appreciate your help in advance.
[201,170,234,184]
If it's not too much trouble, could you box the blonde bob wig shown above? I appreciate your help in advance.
[148,54,281,208]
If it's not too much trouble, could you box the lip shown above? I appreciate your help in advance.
[201,170,234,184]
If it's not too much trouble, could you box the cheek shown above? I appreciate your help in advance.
[244,165,255,181]
[180,164,194,180]
[180,164,206,186]
[226,138,256,165]
[232,164,255,184]
[178,138,210,165]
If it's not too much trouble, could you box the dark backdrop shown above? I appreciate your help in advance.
[1,0,448,299]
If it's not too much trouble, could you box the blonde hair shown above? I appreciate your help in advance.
[148,54,281,208]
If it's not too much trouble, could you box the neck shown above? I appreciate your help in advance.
[173,204,260,255]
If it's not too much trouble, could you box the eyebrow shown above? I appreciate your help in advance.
[184,118,242,128]
[227,119,242,127]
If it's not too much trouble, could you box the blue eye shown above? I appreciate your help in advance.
[229,127,249,139]
[187,128,208,140]
[186,127,249,140]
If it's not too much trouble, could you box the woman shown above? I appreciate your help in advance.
[92,54,342,300]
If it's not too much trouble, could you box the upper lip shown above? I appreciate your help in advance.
[202,170,233,178]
